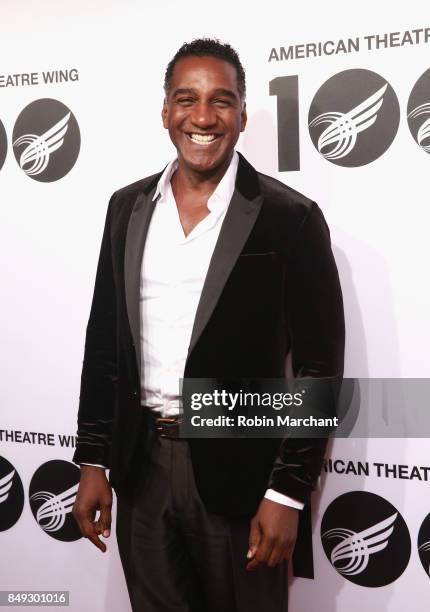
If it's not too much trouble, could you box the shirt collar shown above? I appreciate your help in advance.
[152,158,178,202]
[152,151,239,214]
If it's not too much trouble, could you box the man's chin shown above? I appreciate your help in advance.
[178,152,232,176]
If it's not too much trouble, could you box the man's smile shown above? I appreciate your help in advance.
[186,132,221,145]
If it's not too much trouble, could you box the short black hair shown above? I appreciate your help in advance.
[164,37,246,100]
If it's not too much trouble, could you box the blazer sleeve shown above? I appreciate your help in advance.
[72,193,118,468]
[267,201,345,504]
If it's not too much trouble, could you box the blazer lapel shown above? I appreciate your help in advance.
[187,153,263,357]
[124,186,159,375]
[124,154,263,374]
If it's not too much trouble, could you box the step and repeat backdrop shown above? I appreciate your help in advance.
[1,2,429,610]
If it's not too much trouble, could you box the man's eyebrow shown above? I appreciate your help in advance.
[172,88,197,97]
[171,87,238,99]
[212,88,238,99]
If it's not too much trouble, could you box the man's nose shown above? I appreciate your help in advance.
[190,102,217,128]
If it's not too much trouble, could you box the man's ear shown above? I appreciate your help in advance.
[161,99,168,129]
[240,101,247,132]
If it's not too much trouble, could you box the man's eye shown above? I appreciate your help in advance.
[177,98,194,106]
[213,99,231,107]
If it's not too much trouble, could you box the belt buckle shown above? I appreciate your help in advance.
[156,417,179,438]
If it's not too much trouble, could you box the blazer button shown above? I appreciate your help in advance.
[133,390,138,397]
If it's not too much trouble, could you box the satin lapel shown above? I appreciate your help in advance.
[124,187,158,375]
[187,187,263,357]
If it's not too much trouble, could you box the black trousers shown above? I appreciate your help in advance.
[116,435,288,612]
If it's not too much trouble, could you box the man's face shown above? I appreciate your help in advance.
[162,55,247,174]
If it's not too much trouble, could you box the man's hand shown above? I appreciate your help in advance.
[246,498,298,570]
[72,466,112,553]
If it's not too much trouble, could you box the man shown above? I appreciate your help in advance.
[72,38,344,611]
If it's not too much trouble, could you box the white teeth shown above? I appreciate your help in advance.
[189,133,217,144]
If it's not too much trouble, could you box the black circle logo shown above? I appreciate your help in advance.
[12,98,80,182]
[321,491,410,587]
[308,69,400,167]
[0,118,7,173]
[418,513,430,578]
[29,460,81,541]
[0,456,24,531]
[407,68,430,155]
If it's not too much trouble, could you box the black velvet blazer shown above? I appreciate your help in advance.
[73,153,344,570]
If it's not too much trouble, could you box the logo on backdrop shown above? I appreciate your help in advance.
[308,69,400,167]
[407,68,430,154]
[29,460,81,541]
[321,491,410,587]
[0,118,7,172]
[0,121,7,170]
[0,456,24,531]
[12,98,80,182]
[418,513,430,577]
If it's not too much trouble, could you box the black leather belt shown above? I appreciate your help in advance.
[153,416,183,439]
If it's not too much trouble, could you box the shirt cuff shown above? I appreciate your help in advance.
[264,488,305,510]
[79,463,107,469]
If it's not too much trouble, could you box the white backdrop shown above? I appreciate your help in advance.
[0,1,429,610]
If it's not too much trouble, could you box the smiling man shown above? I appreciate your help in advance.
[72,38,344,612]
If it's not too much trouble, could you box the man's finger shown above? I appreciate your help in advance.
[73,507,93,536]
[80,518,107,552]
[246,533,274,571]
[96,504,112,538]
[247,517,261,560]
[267,541,287,567]
[86,526,107,553]
[283,541,295,562]
[74,509,107,552]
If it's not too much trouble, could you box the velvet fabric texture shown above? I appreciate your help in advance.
[73,153,345,576]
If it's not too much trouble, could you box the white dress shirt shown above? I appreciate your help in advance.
[82,150,304,511]
[139,152,239,414]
